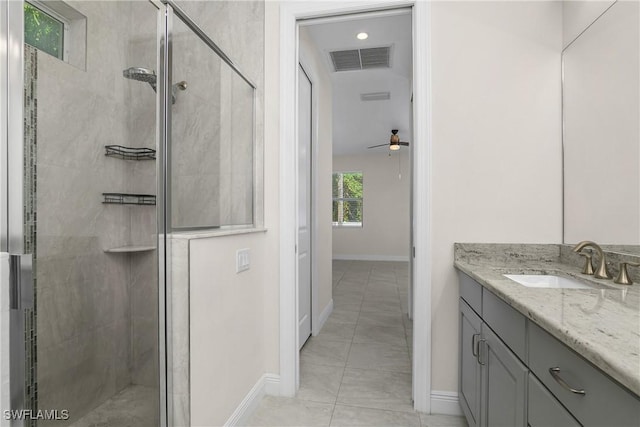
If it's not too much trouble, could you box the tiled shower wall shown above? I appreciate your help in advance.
[34,1,158,425]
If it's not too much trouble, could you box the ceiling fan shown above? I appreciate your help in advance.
[367,129,410,151]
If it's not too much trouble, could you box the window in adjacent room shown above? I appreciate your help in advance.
[332,172,363,227]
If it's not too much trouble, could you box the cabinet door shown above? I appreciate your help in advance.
[480,324,527,427]
[459,300,482,427]
[528,373,581,427]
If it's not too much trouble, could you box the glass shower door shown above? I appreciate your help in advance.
[2,1,164,426]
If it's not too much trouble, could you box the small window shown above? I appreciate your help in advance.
[24,2,66,60]
[24,1,87,70]
[332,172,363,227]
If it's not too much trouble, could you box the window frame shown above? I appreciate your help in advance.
[332,171,364,228]
[25,0,71,62]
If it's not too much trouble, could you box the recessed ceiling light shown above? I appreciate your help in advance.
[356,32,368,40]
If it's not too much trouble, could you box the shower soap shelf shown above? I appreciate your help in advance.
[105,145,156,160]
[102,193,156,205]
[104,245,156,253]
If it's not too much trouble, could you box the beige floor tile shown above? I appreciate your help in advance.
[360,300,402,314]
[357,311,404,328]
[318,319,357,341]
[337,368,413,412]
[353,323,407,347]
[247,396,334,427]
[330,307,360,325]
[346,342,411,373]
[419,414,469,427]
[330,404,421,427]
[298,362,345,404]
[301,337,352,367]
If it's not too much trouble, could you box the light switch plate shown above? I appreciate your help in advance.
[236,248,250,273]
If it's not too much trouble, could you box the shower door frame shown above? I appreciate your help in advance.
[1,1,172,426]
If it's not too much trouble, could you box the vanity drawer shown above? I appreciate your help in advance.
[481,289,526,361]
[458,272,482,315]
[529,323,640,427]
[528,373,580,427]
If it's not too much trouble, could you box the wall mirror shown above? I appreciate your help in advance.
[563,0,640,254]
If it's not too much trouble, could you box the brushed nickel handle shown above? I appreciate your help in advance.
[472,333,480,358]
[549,367,585,395]
[614,261,640,285]
[477,339,487,365]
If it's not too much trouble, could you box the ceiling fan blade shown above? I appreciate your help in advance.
[367,143,389,149]
[399,142,410,146]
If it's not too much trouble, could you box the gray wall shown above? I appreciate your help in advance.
[35,1,158,424]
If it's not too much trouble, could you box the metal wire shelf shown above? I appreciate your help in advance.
[102,193,156,205]
[105,145,156,160]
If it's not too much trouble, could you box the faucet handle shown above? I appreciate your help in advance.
[614,261,640,285]
[578,252,595,275]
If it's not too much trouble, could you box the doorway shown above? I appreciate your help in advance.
[280,0,432,413]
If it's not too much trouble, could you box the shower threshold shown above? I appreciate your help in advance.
[68,385,157,427]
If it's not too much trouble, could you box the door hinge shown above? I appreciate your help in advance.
[412,246,416,258]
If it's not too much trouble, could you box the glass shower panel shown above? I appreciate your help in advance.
[23,1,160,426]
[171,15,255,230]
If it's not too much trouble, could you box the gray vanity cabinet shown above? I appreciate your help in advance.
[480,324,527,427]
[459,300,482,427]
[459,295,527,427]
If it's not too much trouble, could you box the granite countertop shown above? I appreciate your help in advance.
[454,243,640,397]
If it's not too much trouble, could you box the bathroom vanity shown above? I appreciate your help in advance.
[455,244,640,427]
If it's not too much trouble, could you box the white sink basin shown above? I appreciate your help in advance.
[503,274,594,289]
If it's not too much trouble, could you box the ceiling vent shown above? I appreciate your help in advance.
[360,91,391,101]
[329,46,391,72]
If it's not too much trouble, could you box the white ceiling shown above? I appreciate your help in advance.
[304,11,413,155]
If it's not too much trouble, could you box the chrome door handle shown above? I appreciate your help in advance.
[9,254,33,310]
[472,333,481,357]
[549,367,585,395]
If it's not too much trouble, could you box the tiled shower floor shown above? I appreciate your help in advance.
[67,385,157,427]
[248,260,468,427]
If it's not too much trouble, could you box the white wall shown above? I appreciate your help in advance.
[172,1,282,425]
[333,152,410,260]
[563,0,640,244]
[562,0,615,47]
[430,1,563,392]
[299,27,334,328]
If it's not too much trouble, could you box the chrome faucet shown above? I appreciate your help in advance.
[572,241,611,279]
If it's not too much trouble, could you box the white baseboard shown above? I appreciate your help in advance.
[264,373,280,396]
[313,299,333,335]
[224,373,280,426]
[430,390,462,416]
[332,254,410,262]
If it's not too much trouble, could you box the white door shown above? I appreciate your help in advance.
[298,65,312,349]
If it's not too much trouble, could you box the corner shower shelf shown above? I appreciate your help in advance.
[102,193,156,205]
[104,245,156,253]
[105,145,156,160]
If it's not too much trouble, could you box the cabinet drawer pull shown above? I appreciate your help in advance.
[478,339,487,365]
[549,367,586,395]
[472,333,481,357]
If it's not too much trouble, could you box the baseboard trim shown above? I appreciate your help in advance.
[430,390,462,416]
[332,254,410,262]
[313,299,333,335]
[264,373,280,396]
[224,373,280,426]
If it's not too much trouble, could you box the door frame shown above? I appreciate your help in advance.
[278,0,433,412]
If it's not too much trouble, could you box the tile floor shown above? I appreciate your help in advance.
[248,260,468,427]
[67,385,158,427]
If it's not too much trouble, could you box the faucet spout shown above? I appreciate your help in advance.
[572,241,611,279]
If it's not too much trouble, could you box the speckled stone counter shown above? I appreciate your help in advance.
[454,243,640,397]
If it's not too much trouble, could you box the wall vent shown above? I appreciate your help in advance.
[360,91,391,101]
[329,46,391,72]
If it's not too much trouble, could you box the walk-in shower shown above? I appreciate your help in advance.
[123,66,188,104]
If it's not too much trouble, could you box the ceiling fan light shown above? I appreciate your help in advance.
[389,144,401,151]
